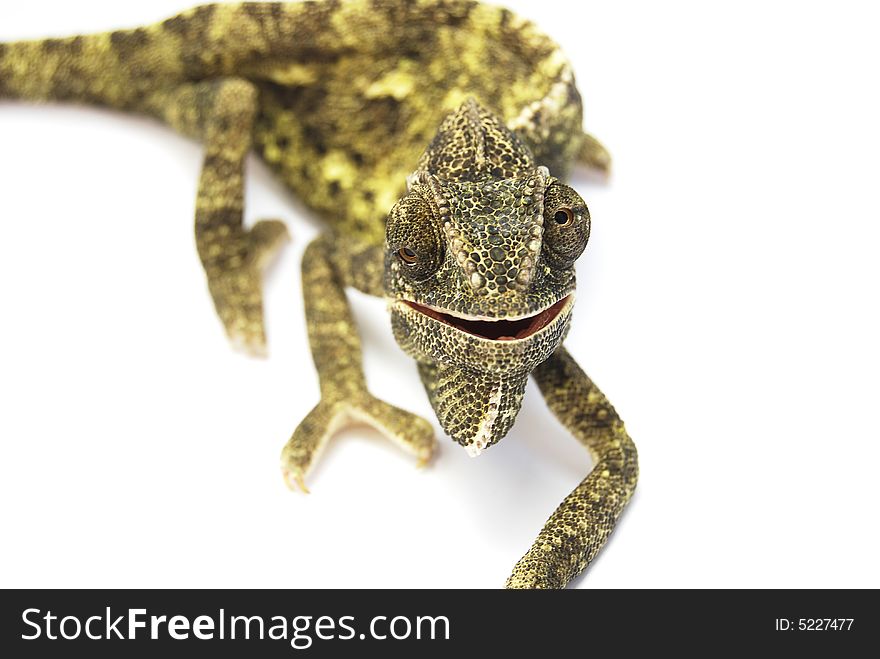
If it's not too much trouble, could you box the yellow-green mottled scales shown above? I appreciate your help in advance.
[0,0,637,588]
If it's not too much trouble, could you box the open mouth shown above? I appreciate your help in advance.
[405,296,570,341]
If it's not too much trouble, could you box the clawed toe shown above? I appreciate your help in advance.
[280,395,436,493]
[282,466,311,494]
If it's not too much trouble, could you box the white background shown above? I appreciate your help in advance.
[1,0,878,589]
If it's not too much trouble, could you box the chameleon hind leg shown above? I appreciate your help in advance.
[578,132,612,174]
[506,348,638,589]
[280,234,435,492]
[141,78,288,355]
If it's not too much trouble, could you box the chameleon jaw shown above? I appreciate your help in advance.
[390,294,575,455]
[402,295,572,343]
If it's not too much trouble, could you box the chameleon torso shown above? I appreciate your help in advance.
[1,1,583,248]
[246,0,584,246]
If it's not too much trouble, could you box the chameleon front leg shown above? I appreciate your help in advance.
[506,347,639,589]
[280,234,435,492]
[141,78,288,355]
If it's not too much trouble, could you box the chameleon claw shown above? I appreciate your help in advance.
[229,332,268,359]
[282,468,310,494]
[415,448,434,469]
[295,473,310,494]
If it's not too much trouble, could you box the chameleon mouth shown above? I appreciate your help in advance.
[404,296,571,341]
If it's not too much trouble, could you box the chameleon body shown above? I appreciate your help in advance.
[0,0,638,588]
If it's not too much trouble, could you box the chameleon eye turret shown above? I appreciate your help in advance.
[386,194,444,282]
[541,182,590,267]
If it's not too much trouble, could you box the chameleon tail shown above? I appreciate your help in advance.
[0,27,184,109]
[0,3,270,109]
[0,2,347,110]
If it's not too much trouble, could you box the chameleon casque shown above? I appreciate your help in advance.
[0,0,638,588]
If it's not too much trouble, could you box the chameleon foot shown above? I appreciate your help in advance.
[280,393,436,492]
[205,219,289,356]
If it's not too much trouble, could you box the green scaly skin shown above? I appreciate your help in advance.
[0,0,637,589]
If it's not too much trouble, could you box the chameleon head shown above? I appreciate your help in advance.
[384,99,590,456]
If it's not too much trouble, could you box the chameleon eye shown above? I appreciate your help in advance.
[542,183,590,267]
[398,247,418,265]
[554,208,574,226]
[386,194,444,282]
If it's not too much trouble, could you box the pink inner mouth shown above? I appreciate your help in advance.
[405,296,569,341]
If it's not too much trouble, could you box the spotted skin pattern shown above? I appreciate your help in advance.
[0,0,636,588]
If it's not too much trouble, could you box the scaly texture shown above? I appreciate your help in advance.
[386,99,586,454]
[0,0,633,588]
[506,348,638,588]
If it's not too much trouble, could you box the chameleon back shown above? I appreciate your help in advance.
[247,0,585,244]
[0,1,585,245]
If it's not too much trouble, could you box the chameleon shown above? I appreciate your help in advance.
[0,0,638,588]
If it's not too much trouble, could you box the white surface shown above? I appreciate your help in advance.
[1,0,878,589]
